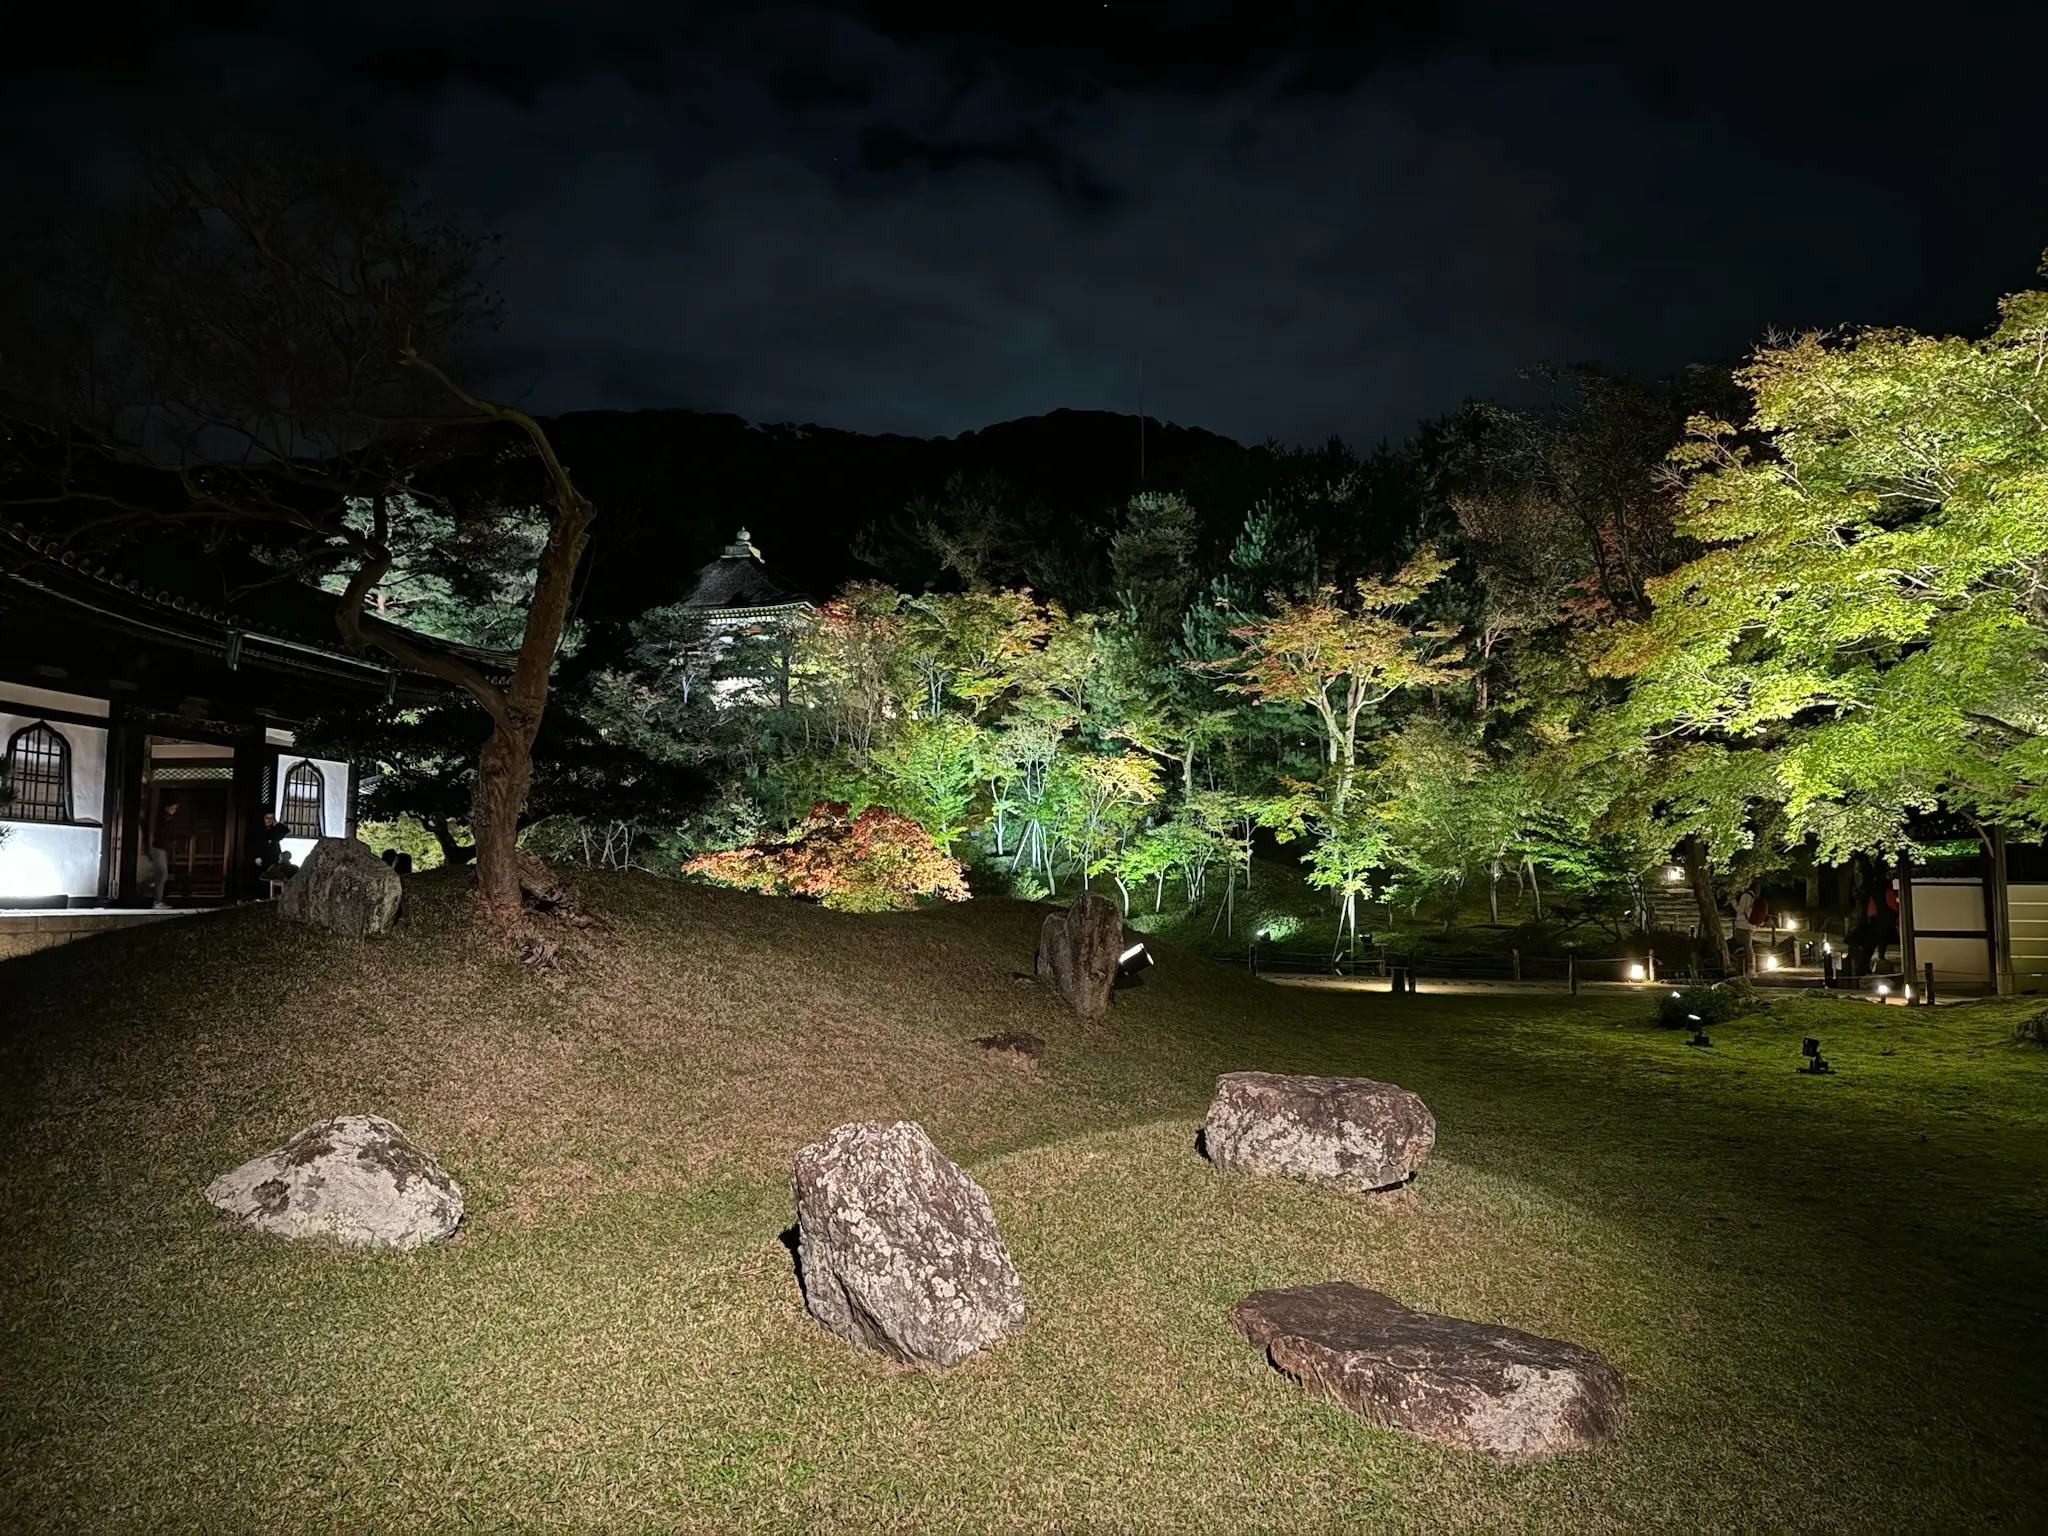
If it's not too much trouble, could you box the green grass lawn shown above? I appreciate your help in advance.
[2,872,2045,1531]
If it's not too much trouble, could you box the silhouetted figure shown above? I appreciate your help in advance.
[392,851,414,877]
[147,800,183,907]
[253,810,287,875]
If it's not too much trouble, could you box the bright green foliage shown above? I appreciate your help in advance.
[317,495,554,653]
[1053,750,1163,893]
[1603,282,2048,855]
[1213,546,1467,812]
[872,714,986,848]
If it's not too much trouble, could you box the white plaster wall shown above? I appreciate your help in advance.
[0,823,102,898]
[275,754,351,865]
[0,711,108,898]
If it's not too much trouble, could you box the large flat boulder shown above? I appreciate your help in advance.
[279,837,402,937]
[792,1120,1024,1367]
[1034,891,1124,1017]
[205,1114,463,1251]
[1203,1071,1434,1192]
[1232,1282,1625,1463]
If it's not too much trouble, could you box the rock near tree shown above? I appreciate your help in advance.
[791,1120,1024,1367]
[1203,1071,1435,1192]
[1231,1282,1626,1463]
[278,837,402,937]
[1034,891,1125,1018]
[205,1114,463,1251]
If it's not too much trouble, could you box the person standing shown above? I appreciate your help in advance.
[253,809,288,878]
[147,799,182,908]
[1875,883,1901,966]
[1731,883,1760,974]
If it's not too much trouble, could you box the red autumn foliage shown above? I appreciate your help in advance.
[684,801,970,912]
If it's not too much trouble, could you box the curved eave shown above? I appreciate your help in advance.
[700,602,815,623]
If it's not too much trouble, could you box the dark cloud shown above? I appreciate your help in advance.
[6,2,2047,445]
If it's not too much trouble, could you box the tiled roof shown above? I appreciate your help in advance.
[681,528,811,612]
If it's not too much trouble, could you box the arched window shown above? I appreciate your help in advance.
[3,721,73,823]
[281,760,325,838]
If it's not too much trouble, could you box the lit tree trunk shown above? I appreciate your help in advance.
[427,816,474,867]
[1683,836,1731,972]
[339,360,597,924]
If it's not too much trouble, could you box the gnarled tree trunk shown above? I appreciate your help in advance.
[1683,836,1731,972]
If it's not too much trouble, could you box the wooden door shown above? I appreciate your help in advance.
[150,783,232,899]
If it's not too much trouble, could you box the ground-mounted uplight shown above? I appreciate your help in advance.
[1876,983,1891,997]
[1686,1012,1712,1049]
[1764,954,1780,972]
[1628,962,1646,981]
[1799,1036,1834,1075]
[1114,941,1155,991]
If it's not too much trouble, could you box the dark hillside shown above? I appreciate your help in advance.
[543,408,1271,618]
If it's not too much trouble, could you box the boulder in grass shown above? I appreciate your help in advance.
[205,1114,463,1251]
[278,837,402,937]
[1203,1071,1434,1192]
[1034,891,1125,1018]
[1231,1282,1625,1463]
[792,1120,1024,1367]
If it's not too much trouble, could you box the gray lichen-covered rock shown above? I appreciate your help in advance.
[1231,1282,1626,1463]
[1203,1071,1435,1192]
[205,1115,463,1250]
[792,1120,1024,1367]
[1034,891,1125,1018]
[278,837,402,937]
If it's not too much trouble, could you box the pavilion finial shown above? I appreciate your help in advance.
[723,527,760,560]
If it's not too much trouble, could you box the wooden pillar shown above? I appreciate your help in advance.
[1989,827,2014,996]
[229,731,266,902]
[1898,861,1916,984]
[98,706,129,904]
[106,713,147,906]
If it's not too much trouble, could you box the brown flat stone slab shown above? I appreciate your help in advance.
[1231,1281,1625,1463]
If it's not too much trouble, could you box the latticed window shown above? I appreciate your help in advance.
[282,760,325,838]
[3,722,73,823]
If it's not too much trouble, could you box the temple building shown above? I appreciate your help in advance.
[677,528,813,705]
[0,523,471,937]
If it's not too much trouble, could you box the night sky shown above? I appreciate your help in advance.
[8,2,2045,448]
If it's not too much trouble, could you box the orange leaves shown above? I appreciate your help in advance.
[684,800,969,913]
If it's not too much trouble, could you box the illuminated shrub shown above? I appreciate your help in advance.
[1653,978,1764,1029]
[684,801,970,913]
